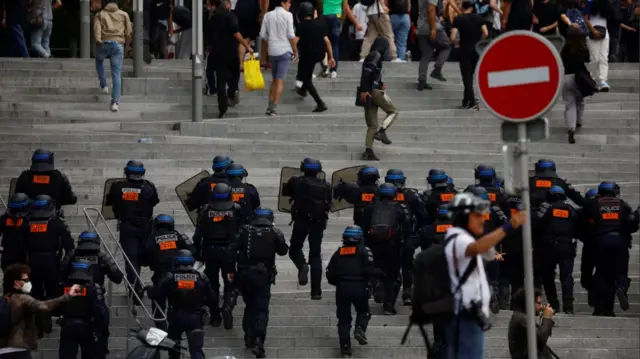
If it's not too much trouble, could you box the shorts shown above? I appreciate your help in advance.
[269,52,292,80]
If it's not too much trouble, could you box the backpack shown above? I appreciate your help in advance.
[389,0,406,14]
[0,295,13,338]
[401,233,477,352]
[368,201,399,242]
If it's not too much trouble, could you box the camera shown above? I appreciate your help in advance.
[469,300,492,331]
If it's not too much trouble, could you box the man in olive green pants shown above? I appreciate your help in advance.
[364,90,398,160]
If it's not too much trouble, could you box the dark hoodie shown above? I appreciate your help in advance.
[508,292,554,359]
[359,37,389,93]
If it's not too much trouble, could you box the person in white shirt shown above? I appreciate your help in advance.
[444,193,526,359]
[260,0,298,116]
[584,0,611,91]
[351,2,370,59]
[359,0,398,60]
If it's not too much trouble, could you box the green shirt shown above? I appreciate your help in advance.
[323,0,343,16]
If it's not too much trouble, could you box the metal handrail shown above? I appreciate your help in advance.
[0,194,7,210]
[82,207,167,353]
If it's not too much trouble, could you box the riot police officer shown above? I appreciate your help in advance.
[580,188,599,308]
[186,155,232,212]
[422,169,458,223]
[503,192,524,308]
[529,159,584,210]
[472,165,509,213]
[226,207,289,358]
[194,182,244,329]
[141,214,195,330]
[58,259,101,359]
[0,193,30,269]
[105,160,159,301]
[60,231,123,359]
[533,186,580,314]
[446,175,456,191]
[364,183,411,314]
[333,166,380,229]
[326,225,377,358]
[15,149,77,213]
[282,158,332,300]
[579,181,634,316]
[226,163,261,222]
[383,169,427,305]
[418,205,452,250]
[149,250,218,359]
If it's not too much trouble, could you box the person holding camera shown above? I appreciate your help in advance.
[508,288,555,359]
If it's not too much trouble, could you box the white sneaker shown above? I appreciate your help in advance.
[359,58,365,63]
[110,103,119,112]
[392,59,406,63]
[330,71,337,78]
[101,87,109,94]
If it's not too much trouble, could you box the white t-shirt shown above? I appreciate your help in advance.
[589,14,609,38]
[352,4,369,40]
[259,7,296,57]
[445,227,491,318]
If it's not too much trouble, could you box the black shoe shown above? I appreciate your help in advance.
[490,290,500,315]
[252,337,266,358]
[373,284,384,304]
[374,128,392,145]
[354,327,368,345]
[576,123,583,130]
[469,100,480,110]
[430,70,447,82]
[296,87,308,97]
[218,109,227,119]
[499,286,510,311]
[417,82,432,91]
[402,288,412,306]
[298,264,309,286]
[312,103,328,112]
[210,312,222,327]
[456,101,470,109]
[617,287,630,311]
[318,65,330,78]
[383,307,397,316]
[311,293,322,300]
[340,345,352,358]
[361,149,380,161]
[229,90,240,107]
[245,335,256,349]
[604,311,616,317]
[568,130,576,144]
[563,308,575,315]
[222,306,234,330]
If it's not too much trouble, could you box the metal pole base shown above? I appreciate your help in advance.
[133,11,144,78]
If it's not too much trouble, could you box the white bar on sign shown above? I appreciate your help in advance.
[487,66,550,88]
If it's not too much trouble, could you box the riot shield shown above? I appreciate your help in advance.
[330,165,366,213]
[8,178,17,198]
[101,178,123,220]
[175,171,211,226]
[277,167,326,213]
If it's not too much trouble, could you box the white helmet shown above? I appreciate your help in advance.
[447,193,491,216]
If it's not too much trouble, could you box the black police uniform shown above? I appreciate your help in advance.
[364,183,412,314]
[332,166,380,229]
[418,206,453,250]
[502,193,525,308]
[227,164,261,222]
[0,193,30,269]
[326,225,378,358]
[282,158,332,299]
[185,155,233,212]
[422,169,458,224]
[60,231,123,359]
[149,253,218,359]
[579,182,634,316]
[529,159,584,210]
[194,182,244,328]
[141,215,195,331]
[105,160,159,297]
[15,149,77,212]
[473,165,510,215]
[226,207,289,358]
[579,189,599,307]
[532,188,580,313]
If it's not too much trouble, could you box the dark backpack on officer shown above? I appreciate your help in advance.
[368,201,399,242]
[0,295,13,338]
[401,233,477,352]
[297,178,330,219]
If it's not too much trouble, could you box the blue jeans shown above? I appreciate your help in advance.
[390,14,410,60]
[31,20,53,58]
[444,315,485,359]
[323,14,342,71]
[95,41,124,104]
[8,23,29,57]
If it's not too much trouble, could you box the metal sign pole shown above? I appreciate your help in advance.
[517,123,538,359]
[192,0,204,122]
[133,0,144,77]
[80,0,91,58]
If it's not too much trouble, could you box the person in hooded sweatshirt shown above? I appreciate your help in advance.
[357,37,399,161]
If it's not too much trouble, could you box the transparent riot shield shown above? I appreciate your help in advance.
[330,165,366,213]
[277,167,326,213]
[175,171,211,226]
[8,178,17,198]
[101,178,123,220]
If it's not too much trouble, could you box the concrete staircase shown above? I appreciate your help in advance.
[0,58,638,358]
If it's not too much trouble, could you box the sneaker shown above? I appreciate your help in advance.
[383,307,397,316]
[296,87,308,97]
[392,58,406,63]
[110,103,119,112]
[374,128,392,145]
[359,58,365,63]
[417,82,432,91]
[330,71,338,79]
[318,65,330,77]
[599,81,610,92]
[265,108,277,116]
[101,86,109,94]
[312,103,328,113]
[361,148,380,161]
[430,70,447,82]
[568,130,576,144]
[617,287,630,311]
[456,101,470,109]
[402,288,412,306]
[298,264,309,286]
[353,326,368,345]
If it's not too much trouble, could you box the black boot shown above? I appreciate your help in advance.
[354,326,368,345]
[568,129,576,144]
[430,70,447,82]
[361,148,380,161]
[252,337,266,358]
[298,264,309,286]
[617,287,630,311]
[245,335,256,349]
[340,344,352,358]
[374,128,392,145]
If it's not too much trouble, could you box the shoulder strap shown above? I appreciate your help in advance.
[446,233,478,292]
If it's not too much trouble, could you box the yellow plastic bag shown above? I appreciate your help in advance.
[244,55,265,91]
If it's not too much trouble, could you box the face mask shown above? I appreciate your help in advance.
[21,281,32,294]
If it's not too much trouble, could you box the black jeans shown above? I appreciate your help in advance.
[298,56,323,105]
[459,50,479,105]
[214,58,241,113]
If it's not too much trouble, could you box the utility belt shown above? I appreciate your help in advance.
[237,263,277,284]
[203,241,231,248]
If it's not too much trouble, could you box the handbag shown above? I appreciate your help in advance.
[28,8,44,28]
[243,54,265,91]
[575,68,598,97]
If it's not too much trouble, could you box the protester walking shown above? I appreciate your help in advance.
[93,0,132,113]
[561,28,591,144]
[320,0,362,78]
[360,0,399,61]
[584,0,611,91]
[0,0,30,57]
[30,0,62,58]
[259,0,297,116]
[389,0,411,60]
[416,0,452,90]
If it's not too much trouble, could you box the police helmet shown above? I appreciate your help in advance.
[154,214,175,231]
[474,165,496,184]
[31,194,55,218]
[385,169,406,186]
[535,159,556,173]
[8,193,30,215]
[342,225,363,245]
[78,231,101,245]
[30,148,55,172]
[298,1,314,18]
[212,155,233,171]
[437,205,449,220]
[300,158,322,174]
[495,176,504,188]
[427,169,448,187]
[173,249,196,269]
[252,207,275,226]
[464,185,490,201]
[547,186,566,201]
[77,231,101,252]
[598,181,619,196]
[226,163,248,178]
[210,182,233,209]
[124,160,145,179]
[377,182,398,199]
[446,176,455,187]
[447,193,491,226]
[357,166,380,184]
[68,259,94,283]
[585,188,598,200]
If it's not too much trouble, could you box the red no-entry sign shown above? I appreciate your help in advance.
[476,31,564,122]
